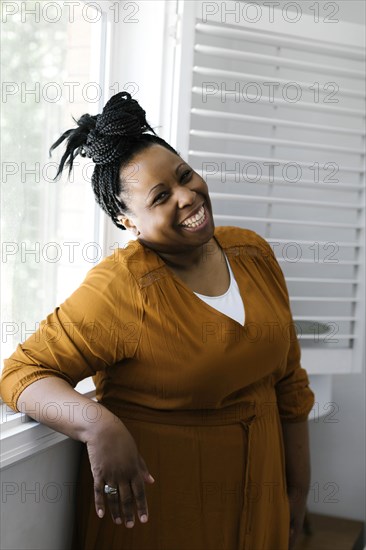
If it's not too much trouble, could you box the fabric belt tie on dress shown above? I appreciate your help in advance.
[101,398,277,426]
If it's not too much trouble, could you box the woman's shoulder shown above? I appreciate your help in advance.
[215,225,273,257]
[81,239,160,289]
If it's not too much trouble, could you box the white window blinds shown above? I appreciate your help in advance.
[169,1,365,374]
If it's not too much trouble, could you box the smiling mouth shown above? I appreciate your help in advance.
[179,203,207,229]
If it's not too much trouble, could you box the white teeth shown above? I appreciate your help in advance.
[181,205,205,227]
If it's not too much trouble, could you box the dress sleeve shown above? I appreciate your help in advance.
[0,256,143,412]
[254,232,315,423]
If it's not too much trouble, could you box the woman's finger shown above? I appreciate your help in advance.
[104,482,123,525]
[130,474,149,523]
[138,455,155,484]
[93,477,106,519]
[118,481,136,528]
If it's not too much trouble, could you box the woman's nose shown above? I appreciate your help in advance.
[174,186,197,208]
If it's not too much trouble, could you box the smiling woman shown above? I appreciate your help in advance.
[115,144,217,272]
[0,91,315,550]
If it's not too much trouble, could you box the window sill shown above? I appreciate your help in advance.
[0,378,96,470]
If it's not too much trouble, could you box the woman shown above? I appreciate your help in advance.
[0,91,315,550]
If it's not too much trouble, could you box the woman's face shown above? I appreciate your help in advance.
[117,144,215,256]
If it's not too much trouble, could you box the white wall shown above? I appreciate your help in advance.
[0,440,82,550]
[308,371,366,521]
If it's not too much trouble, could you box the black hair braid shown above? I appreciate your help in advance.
[49,91,179,229]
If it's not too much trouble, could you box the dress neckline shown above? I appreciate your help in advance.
[162,236,247,329]
[193,251,233,299]
[125,226,250,329]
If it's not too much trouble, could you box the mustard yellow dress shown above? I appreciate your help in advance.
[0,226,315,550]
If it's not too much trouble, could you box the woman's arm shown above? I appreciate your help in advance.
[17,376,119,443]
[1,252,149,528]
[0,255,143,413]
[281,420,311,549]
[16,377,155,529]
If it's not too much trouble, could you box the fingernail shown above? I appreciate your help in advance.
[140,514,147,522]
[116,517,122,525]
[97,509,104,518]
[149,474,155,482]
[126,520,134,528]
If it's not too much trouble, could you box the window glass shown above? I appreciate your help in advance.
[1,1,105,366]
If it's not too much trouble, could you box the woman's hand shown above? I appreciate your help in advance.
[86,417,155,528]
[281,420,311,550]
[13,378,155,528]
[287,488,307,550]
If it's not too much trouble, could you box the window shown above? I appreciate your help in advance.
[1,1,106,370]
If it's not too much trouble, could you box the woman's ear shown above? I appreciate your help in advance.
[118,216,140,236]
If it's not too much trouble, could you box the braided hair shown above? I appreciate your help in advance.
[49,91,179,229]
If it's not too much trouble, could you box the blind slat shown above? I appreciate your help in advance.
[190,150,365,174]
[195,22,365,61]
[203,173,363,192]
[193,66,365,99]
[213,214,362,229]
[192,87,365,117]
[209,191,361,210]
[195,44,365,79]
[191,129,364,155]
[191,108,365,137]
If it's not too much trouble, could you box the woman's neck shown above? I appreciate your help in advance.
[156,237,223,274]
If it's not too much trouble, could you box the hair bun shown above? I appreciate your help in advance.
[83,91,156,165]
[95,91,149,137]
[49,91,157,176]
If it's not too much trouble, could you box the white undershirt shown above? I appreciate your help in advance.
[193,252,245,326]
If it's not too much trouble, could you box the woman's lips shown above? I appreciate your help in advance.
[179,203,210,232]
[178,202,205,226]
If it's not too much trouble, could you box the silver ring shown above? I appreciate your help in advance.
[104,484,118,495]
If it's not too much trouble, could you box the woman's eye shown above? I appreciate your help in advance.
[153,171,193,204]
[154,191,168,203]
[182,170,192,180]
